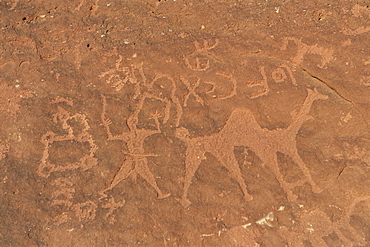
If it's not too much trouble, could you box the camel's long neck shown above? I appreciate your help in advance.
[287,95,317,135]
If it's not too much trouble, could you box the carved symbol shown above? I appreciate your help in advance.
[146,73,183,127]
[0,140,10,161]
[281,37,334,68]
[48,177,75,225]
[361,75,370,86]
[342,26,370,35]
[101,197,125,224]
[184,39,221,71]
[51,178,75,200]
[99,94,170,200]
[246,64,297,98]
[246,66,269,99]
[204,72,237,99]
[72,200,98,222]
[279,64,297,85]
[37,99,98,178]
[279,197,369,247]
[176,88,327,207]
[271,68,287,83]
[180,76,204,106]
[99,56,146,93]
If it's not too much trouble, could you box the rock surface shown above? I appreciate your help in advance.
[0,0,369,246]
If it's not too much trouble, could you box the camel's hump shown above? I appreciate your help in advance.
[224,107,259,127]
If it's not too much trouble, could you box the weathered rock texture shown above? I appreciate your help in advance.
[0,0,369,246]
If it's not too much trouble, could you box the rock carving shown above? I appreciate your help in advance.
[99,94,170,199]
[37,99,98,177]
[176,88,327,207]
[184,39,221,71]
[281,37,334,68]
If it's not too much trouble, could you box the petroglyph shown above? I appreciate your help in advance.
[176,88,327,207]
[361,75,370,86]
[146,73,183,127]
[99,94,170,199]
[342,26,370,36]
[279,197,368,247]
[245,66,269,99]
[99,55,146,93]
[184,39,221,71]
[51,177,76,201]
[49,177,75,225]
[37,98,98,178]
[180,76,204,106]
[204,72,237,99]
[48,176,98,225]
[100,58,182,125]
[72,200,98,222]
[0,140,10,161]
[0,84,33,117]
[271,68,287,83]
[281,37,334,68]
[272,64,297,85]
[101,197,125,224]
[246,64,297,98]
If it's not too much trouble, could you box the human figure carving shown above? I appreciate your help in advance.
[99,94,170,199]
[176,88,327,207]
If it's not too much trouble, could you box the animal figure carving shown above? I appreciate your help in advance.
[279,196,369,247]
[176,88,327,207]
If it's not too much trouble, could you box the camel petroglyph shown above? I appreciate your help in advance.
[176,88,327,207]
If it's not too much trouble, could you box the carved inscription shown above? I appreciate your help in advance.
[279,197,368,246]
[184,39,221,71]
[0,140,9,161]
[281,37,334,68]
[0,84,33,116]
[37,99,98,178]
[36,98,99,225]
[246,64,297,99]
[99,94,170,199]
[176,88,327,207]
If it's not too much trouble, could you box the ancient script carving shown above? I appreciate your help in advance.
[0,140,10,161]
[281,37,334,68]
[37,98,98,177]
[279,197,368,246]
[246,64,297,98]
[184,39,221,71]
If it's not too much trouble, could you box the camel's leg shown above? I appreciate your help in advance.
[179,152,204,207]
[216,150,253,201]
[265,153,298,201]
[288,148,323,193]
[99,159,134,198]
[135,158,170,199]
